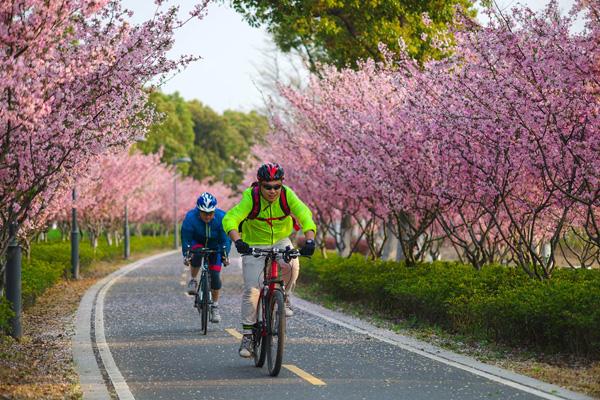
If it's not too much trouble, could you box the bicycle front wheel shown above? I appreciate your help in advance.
[266,289,286,376]
[200,274,209,335]
[253,294,267,367]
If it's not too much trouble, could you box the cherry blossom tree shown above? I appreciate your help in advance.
[410,0,599,277]
[0,0,208,261]
[262,0,600,277]
[268,54,441,262]
[44,150,235,248]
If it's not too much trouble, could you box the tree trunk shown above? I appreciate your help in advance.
[382,224,399,261]
[340,213,353,257]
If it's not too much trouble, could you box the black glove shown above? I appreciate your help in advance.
[235,239,251,254]
[299,239,315,256]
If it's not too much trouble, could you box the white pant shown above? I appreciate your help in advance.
[241,238,299,326]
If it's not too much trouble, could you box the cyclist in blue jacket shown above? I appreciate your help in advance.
[181,192,231,323]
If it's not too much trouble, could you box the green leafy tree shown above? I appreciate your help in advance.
[227,0,476,69]
[135,91,195,173]
[187,101,268,189]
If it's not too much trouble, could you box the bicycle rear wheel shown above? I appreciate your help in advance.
[200,273,209,335]
[266,289,286,376]
[253,294,267,367]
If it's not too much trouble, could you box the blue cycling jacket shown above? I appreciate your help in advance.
[180,208,231,264]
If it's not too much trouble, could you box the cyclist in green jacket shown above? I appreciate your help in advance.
[222,163,316,358]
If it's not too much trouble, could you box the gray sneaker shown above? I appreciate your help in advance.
[285,299,294,317]
[210,305,221,323]
[187,279,197,295]
[239,334,253,358]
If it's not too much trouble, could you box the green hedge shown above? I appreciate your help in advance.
[1,235,172,333]
[300,253,600,357]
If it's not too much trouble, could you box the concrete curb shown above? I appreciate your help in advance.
[292,296,595,400]
[72,250,179,400]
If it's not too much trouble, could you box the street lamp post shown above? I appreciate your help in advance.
[124,202,130,259]
[123,135,145,259]
[6,221,21,339]
[172,157,191,249]
[173,176,178,249]
[220,167,235,182]
[71,187,79,279]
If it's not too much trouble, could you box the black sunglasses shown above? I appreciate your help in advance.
[262,183,282,191]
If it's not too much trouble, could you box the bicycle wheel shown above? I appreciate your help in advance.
[266,289,286,376]
[200,272,209,335]
[253,294,267,367]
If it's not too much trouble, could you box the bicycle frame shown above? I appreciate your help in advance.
[196,256,211,300]
[245,246,300,376]
[186,246,226,335]
[257,253,286,338]
[186,246,226,295]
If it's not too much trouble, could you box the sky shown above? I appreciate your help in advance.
[121,0,578,114]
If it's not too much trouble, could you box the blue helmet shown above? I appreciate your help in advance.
[196,192,217,212]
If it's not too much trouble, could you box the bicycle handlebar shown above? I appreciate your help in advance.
[240,246,302,261]
[187,247,224,255]
[184,245,228,264]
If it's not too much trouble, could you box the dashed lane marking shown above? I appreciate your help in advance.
[225,328,243,339]
[223,330,325,386]
[283,364,326,386]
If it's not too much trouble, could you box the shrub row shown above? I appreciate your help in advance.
[299,253,600,357]
[1,235,172,332]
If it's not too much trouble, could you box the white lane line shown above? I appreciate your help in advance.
[73,282,112,399]
[283,364,326,386]
[94,251,179,400]
[292,297,592,400]
[96,275,135,400]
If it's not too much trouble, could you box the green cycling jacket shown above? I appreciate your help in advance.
[222,185,317,246]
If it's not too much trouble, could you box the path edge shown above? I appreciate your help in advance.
[292,295,595,400]
[72,250,179,399]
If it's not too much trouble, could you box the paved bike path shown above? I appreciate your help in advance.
[84,252,591,400]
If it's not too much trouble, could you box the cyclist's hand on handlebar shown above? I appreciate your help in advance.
[299,239,315,256]
[235,239,250,254]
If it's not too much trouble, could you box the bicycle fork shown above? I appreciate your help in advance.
[197,270,212,304]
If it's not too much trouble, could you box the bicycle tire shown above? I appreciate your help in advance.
[266,289,285,376]
[200,272,209,335]
[253,294,267,367]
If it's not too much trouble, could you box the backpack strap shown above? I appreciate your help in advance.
[238,182,261,232]
[279,186,301,230]
[279,186,291,215]
[248,182,261,219]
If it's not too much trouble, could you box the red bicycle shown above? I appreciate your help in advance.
[243,246,300,376]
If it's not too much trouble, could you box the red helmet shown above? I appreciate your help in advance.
[257,163,284,181]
